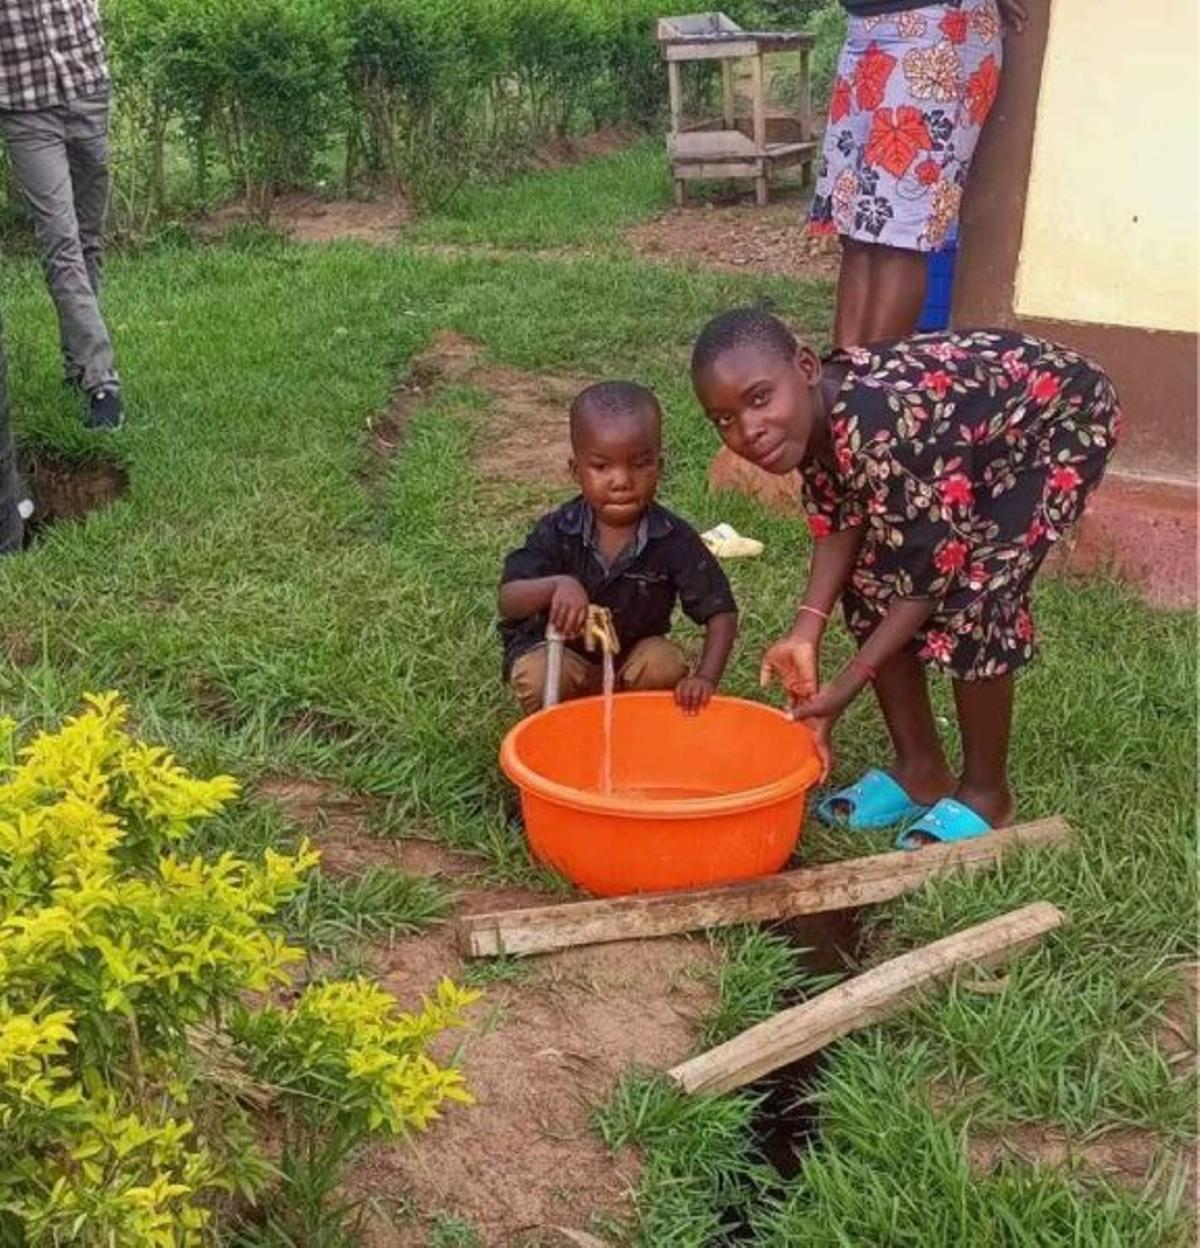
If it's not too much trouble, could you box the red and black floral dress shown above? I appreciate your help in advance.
[801,330,1121,680]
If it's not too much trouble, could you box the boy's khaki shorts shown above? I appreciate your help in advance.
[510,636,687,716]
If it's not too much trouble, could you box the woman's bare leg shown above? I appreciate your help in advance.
[863,244,927,343]
[833,236,874,348]
[951,674,1016,827]
[874,647,956,804]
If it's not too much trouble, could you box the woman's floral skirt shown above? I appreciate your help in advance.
[809,2,1003,252]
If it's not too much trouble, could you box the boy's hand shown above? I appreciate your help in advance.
[760,630,820,714]
[548,576,588,637]
[675,674,715,716]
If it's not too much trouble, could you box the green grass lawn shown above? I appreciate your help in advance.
[0,148,1194,1245]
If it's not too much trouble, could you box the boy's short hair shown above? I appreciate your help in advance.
[569,381,661,447]
[691,307,799,378]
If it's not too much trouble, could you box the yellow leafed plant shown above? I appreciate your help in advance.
[0,695,476,1246]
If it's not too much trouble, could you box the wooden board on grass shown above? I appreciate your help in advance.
[457,817,1072,958]
[668,901,1065,1095]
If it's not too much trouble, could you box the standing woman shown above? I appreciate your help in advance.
[809,0,1027,348]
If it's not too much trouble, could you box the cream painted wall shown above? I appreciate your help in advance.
[1014,0,1199,333]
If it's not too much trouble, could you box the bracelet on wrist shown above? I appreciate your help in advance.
[848,656,877,684]
[795,603,830,623]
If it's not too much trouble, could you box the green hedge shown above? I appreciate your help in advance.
[97,0,679,221]
[0,0,843,233]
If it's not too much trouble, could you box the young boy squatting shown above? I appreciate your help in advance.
[498,381,738,716]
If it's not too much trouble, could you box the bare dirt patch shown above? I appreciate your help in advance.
[927,1073,1197,1205]
[470,363,587,488]
[966,1124,1197,1201]
[358,330,485,494]
[358,929,716,1246]
[282,705,360,744]
[20,449,128,532]
[2,629,37,667]
[257,772,718,1244]
[367,328,588,495]
[530,125,640,171]
[624,198,840,283]
[1156,962,1199,1077]
[196,128,635,248]
[198,191,411,245]
[186,674,242,730]
[256,775,481,879]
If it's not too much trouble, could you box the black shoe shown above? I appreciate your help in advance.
[86,388,123,431]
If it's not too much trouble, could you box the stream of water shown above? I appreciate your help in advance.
[600,648,614,795]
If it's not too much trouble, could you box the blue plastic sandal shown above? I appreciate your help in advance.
[895,798,992,850]
[817,768,930,831]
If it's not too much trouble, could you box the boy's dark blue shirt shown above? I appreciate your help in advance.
[498,497,737,678]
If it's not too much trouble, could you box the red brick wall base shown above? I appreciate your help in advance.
[707,448,1197,610]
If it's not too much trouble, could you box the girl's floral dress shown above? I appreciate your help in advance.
[801,331,1121,680]
[809,2,1003,251]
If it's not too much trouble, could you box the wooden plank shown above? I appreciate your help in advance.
[667,60,683,139]
[656,14,744,42]
[660,33,814,54]
[741,32,815,52]
[669,901,1065,1095]
[671,130,759,160]
[680,114,726,133]
[721,59,736,130]
[763,140,819,159]
[797,46,813,143]
[457,817,1073,958]
[750,53,767,147]
[796,42,814,186]
[675,160,764,181]
[665,40,760,62]
[750,53,768,204]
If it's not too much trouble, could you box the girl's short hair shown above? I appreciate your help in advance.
[691,306,798,378]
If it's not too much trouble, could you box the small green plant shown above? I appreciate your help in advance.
[595,1072,773,1244]
[700,927,839,1048]
[231,976,476,1241]
[427,1212,482,1247]
[461,955,529,988]
[0,695,477,1245]
[285,864,453,955]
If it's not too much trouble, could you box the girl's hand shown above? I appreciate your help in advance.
[548,576,588,637]
[998,0,1027,33]
[791,674,865,780]
[760,631,821,712]
[802,715,835,783]
[791,680,857,724]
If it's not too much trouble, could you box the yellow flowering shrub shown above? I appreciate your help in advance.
[234,977,475,1136]
[0,695,477,1246]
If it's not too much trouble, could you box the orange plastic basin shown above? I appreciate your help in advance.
[500,692,822,896]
